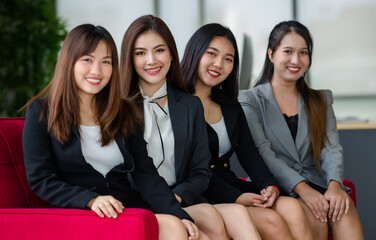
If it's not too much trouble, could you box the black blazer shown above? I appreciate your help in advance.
[23,100,192,221]
[204,101,279,203]
[167,86,212,206]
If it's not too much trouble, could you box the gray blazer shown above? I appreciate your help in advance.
[238,83,345,195]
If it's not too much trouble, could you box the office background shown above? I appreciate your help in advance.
[57,0,376,123]
[2,0,375,238]
[57,1,376,238]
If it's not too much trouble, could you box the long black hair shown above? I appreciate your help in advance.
[181,23,240,105]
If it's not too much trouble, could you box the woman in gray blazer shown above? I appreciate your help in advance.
[182,23,314,240]
[120,15,259,240]
[239,20,363,240]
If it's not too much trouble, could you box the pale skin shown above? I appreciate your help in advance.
[194,36,312,240]
[75,40,197,240]
[134,31,260,240]
[269,31,364,240]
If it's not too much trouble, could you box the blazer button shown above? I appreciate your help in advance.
[223,163,229,168]
[293,163,303,172]
[210,164,215,169]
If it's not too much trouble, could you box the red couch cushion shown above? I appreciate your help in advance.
[0,117,50,208]
[0,208,158,240]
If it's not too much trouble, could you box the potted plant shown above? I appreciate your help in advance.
[0,0,67,116]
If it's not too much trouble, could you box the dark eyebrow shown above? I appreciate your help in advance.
[154,44,167,49]
[282,46,309,51]
[82,54,111,59]
[207,47,220,52]
[207,46,234,58]
[134,44,167,51]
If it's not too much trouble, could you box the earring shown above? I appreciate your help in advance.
[219,83,222,90]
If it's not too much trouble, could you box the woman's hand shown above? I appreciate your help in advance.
[86,195,124,218]
[181,219,199,240]
[294,182,329,222]
[235,192,268,207]
[324,180,350,222]
[174,194,182,203]
[260,186,279,208]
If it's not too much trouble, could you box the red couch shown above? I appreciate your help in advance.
[0,117,158,240]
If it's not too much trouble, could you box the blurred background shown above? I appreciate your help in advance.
[1,0,375,238]
[1,0,376,122]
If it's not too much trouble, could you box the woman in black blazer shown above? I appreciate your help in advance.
[22,24,196,240]
[120,15,260,240]
[181,23,313,240]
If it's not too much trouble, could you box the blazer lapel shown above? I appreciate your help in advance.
[167,86,188,173]
[260,84,300,162]
[114,134,135,171]
[295,95,308,151]
[221,104,237,148]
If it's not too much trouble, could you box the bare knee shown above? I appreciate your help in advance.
[277,197,309,224]
[225,203,249,218]
[185,203,227,239]
[274,197,313,240]
[198,204,227,237]
[264,211,286,231]
[156,214,188,240]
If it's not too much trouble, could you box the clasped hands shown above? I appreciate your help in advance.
[235,186,279,208]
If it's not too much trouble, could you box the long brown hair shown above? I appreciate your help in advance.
[120,15,187,100]
[24,24,140,145]
[255,21,328,171]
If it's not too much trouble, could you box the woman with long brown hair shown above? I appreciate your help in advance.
[22,24,199,240]
[120,15,261,240]
[239,20,364,240]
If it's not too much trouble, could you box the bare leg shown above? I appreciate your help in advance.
[156,213,210,240]
[184,203,228,240]
[214,203,261,240]
[273,196,313,240]
[297,198,328,240]
[246,206,293,240]
[330,198,364,240]
[155,214,188,240]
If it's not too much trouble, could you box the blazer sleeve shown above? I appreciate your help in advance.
[319,90,345,187]
[172,97,212,205]
[239,91,306,194]
[128,126,193,221]
[23,101,99,209]
[235,103,280,192]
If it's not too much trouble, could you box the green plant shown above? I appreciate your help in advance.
[0,0,67,117]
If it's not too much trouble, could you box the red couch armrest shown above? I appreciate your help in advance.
[0,208,158,240]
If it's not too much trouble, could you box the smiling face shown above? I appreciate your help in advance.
[74,40,112,101]
[197,36,235,89]
[269,32,310,84]
[133,31,171,96]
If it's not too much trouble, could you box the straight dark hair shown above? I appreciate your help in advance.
[181,23,240,105]
[255,20,328,171]
[23,24,140,145]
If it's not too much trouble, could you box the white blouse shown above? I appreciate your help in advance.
[80,125,123,177]
[210,117,231,157]
[141,82,176,186]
